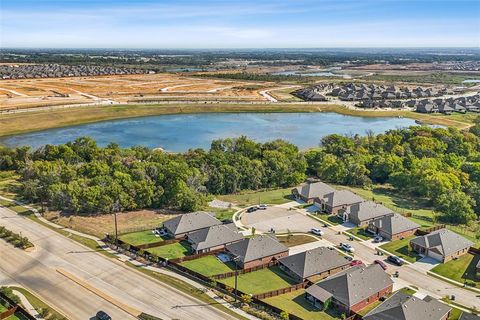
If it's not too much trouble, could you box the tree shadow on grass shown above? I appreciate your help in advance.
[371,186,432,212]
[462,254,480,286]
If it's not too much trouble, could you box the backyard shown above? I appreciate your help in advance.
[217,188,293,207]
[263,289,341,320]
[146,241,191,260]
[379,236,422,263]
[218,266,297,295]
[119,230,165,246]
[180,255,236,277]
[431,253,480,288]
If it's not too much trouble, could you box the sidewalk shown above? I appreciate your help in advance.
[0,195,258,320]
[12,289,42,319]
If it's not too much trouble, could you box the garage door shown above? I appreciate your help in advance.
[428,250,443,262]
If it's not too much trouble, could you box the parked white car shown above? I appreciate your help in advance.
[340,243,355,253]
[258,204,268,210]
[311,227,324,236]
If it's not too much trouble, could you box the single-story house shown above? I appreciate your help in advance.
[225,235,289,269]
[278,247,351,282]
[292,182,335,203]
[314,189,364,215]
[363,291,451,320]
[163,211,222,239]
[368,213,420,240]
[305,264,393,315]
[459,312,480,320]
[186,223,243,254]
[410,228,474,263]
[343,201,394,226]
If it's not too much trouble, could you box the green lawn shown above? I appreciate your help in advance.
[263,289,341,320]
[217,188,293,207]
[206,206,236,222]
[348,227,373,240]
[356,299,382,317]
[119,230,165,246]
[379,236,422,263]
[277,234,318,247]
[431,254,480,288]
[218,266,296,295]
[146,241,191,260]
[309,214,342,226]
[10,286,65,320]
[180,255,235,277]
[5,313,29,320]
[0,302,7,312]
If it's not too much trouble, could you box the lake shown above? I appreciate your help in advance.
[271,70,352,78]
[0,112,418,151]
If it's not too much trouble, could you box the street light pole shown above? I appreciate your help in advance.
[114,212,118,246]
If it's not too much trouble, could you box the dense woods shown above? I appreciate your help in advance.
[0,117,479,225]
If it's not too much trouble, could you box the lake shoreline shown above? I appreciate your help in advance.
[0,103,473,142]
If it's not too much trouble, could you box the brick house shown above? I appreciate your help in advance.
[343,201,394,226]
[368,213,420,240]
[314,189,364,215]
[410,228,474,263]
[278,247,351,282]
[363,291,451,320]
[186,223,243,254]
[163,211,222,239]
[291,181,335,203]
[305,264,393,315]
[225,235,288,269]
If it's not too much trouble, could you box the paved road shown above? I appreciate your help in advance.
[0,206,237,320]
[242,205,480,309]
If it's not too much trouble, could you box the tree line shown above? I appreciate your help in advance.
[0,118,479,225]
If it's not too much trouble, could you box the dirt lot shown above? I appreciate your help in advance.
[0,73,277,111]
[44,209,176,237]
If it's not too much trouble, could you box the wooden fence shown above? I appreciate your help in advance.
[0,293,36,320]
[136,239,178,250]
[416,224,446,235]
[212,261,277,279]
[170,248,224,263]
[253,281,309,299]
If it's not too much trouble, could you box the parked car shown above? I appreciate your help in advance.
[374,259,388,270]
[311,227,324,236]
[246,206,258,213]
[340,243,355,253]
[373,235,384,243]
[387,255,404,266]
[96,311,112,320]
[350,259,363,266]
[258,204,268,210]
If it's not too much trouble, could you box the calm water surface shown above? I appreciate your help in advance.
[1,112,418,151]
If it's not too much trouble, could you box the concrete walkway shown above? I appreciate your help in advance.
[0,195,258,320]
[12,289,43,319]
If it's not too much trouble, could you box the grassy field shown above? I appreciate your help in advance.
[263,289,341,320]
[431,254,480,287]
[0,171,20,199]
[10,286,65,320]
[348,227,373,240]
[44,210,172,238]
[277,234,318,247]
[206,206,236,222]
[379,236,421,263]
[217,188,293,207]
[218,266,296,295]
[119,230,165,246]
[146,241,191,260]
[180,255,235,276]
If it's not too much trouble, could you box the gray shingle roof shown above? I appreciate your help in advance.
[410,228,474,258]
[370,213,420,235]
[225,235,288,263]
[187,223,243,251]
[460,313,480,320]
[306,264,393,307]
[278,247,350,279]
[294,182,335,200]
[349,201,393,222]
[163,211,222,236]
[364,291,451,320]
[323,190,364,208]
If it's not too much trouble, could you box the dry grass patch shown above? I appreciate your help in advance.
[44,209,175,238]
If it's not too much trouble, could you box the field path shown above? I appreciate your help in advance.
[0,87,28,97]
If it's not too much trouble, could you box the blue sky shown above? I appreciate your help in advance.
[1,0,479,48]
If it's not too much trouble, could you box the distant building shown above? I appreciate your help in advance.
[186,223,243,254]
[292,181,335,203]
[343,201,393,226]
[314,190,364,215]
[163,211,222,239]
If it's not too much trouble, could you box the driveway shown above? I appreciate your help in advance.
[412,256,440,272]
[242,206,323,233]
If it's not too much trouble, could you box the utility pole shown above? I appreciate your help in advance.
[234,257,239,303]
[114,212,118,246]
